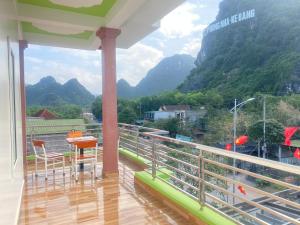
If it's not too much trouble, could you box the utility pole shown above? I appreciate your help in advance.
[139,103,142,120]
[230,97,255,205]
[233,99,237,153]
[232,98,237,205]
[263,96,266,158]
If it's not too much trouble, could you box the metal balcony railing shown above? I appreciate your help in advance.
[26,123,300,225]
[26,123,103,156]
[118,124,300,225]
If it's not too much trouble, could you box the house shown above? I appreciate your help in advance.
[159,105,190,121]
[33,109,57,120]
[144,110,175,121]
[145,105,207,123]
[82,112,95,122]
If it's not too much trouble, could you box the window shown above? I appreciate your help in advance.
[8,40,18,165]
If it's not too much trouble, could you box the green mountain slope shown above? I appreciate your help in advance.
[26,76,95,106]
[179,0,300,102]
[117,78,135,99]
[118,54,195,99]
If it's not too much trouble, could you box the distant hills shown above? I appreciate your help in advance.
[117,54,195,99]
[26,76,95,106]
[179,0,300,102]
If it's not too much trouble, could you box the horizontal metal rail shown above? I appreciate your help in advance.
[118,124,300,225]
[156,151,199,170]
[204,170,300,209]
[203,158,300,192]
[144,169,199,201]
[28,123,300,225]
[27,124,103,156]
[205,193,268,225]
[156,160,199,181]
[156,143,199,159]
[204,181,299,224]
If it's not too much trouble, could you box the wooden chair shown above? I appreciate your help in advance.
[67,130,83,161]
[67,130,83,138]
[72,140,98,181]
[32,140,65,180]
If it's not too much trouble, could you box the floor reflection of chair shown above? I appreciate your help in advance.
[19,159,192,225]
[68,178,99,223]
[31,176,68,222]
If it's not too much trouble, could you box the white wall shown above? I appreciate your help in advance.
[154,111,175,120]
[0,1,24,225]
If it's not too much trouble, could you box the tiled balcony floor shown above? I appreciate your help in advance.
[18,158,192,225]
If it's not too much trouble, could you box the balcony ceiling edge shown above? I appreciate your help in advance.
[14,0,185,50]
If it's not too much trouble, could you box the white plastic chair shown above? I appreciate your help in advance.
[32,140,65,180]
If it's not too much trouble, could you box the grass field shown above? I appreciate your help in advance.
[26,119,86,135]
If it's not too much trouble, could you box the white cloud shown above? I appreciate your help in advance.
[117,43,164,86]
[26,56,43,64]
[25,58,101,95]
[28,44,42,50]
[160,2,207,39]
[24,0,217,94]
[25,43,163,94]
[49,47,101,62]
[180,38,202,57]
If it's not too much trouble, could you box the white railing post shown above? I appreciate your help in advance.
[151,138,156,179]
[136,128,140,157]
[197,152,201,205]
[30,126,34,141]
[198,148,205,207]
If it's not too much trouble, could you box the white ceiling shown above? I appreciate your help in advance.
[11,0,185,50]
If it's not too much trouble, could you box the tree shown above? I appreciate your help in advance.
[150,118,180,138]
[248,119,285,145]
[203,110,233,145]
[91,96,102,121]
[27,106,43,116]
[27,104,82,119]
[118,107,137,124]
[248,119,284,158]
[54,104,81,119]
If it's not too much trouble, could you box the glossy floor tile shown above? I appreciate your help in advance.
[18,158,192,225]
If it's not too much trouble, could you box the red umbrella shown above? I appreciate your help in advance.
[294,148,300,160]
[225,143,232,151]
[238,185,246,195]
[235,135,248,145]
[284,127,299,146]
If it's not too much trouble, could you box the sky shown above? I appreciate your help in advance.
[25,0,222,95]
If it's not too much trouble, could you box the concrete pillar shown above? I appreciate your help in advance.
[19,40,28,175]
[96,27,121,177]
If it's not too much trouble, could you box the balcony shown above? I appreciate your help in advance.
[21,123,300,225]
[19,158,191,225]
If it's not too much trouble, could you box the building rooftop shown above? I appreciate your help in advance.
[33,109,57,120]
[159,105,191,112]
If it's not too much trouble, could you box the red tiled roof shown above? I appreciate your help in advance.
[34,109,57,120]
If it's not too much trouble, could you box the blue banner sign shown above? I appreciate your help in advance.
[176,134,192,142]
